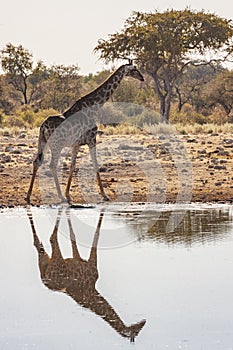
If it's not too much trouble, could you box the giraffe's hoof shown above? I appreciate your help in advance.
[25,195,31,204]
[60,196,69,204]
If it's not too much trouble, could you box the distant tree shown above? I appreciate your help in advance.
[95,9,233,122]
[83,70,112,95]
[0,43,34,105]
[0,74,23,114]
[175,62,224,113]
[203,70,233,117]
[38,64,82,112]
[27,60,50,108]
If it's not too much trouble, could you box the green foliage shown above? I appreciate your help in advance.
[96,9,233,62]
[0,43,82,113]
[1,43,33,75]
[43,64,82,111]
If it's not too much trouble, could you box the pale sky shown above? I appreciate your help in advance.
[1,0,233,74]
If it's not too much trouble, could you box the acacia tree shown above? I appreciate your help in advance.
[0,43,34,105]
[0,43,48,107]
[95,9,233,122]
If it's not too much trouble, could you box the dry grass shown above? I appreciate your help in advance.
[1,122,233,139]
[109,122,233,136]
[101,123,142,135]
[0,126,39,138]
[175,122,233,135]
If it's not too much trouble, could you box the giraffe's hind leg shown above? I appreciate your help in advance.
[65,145,79,203]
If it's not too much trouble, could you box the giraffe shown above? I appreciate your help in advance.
[26,63,144,204]
[27,207,146,342]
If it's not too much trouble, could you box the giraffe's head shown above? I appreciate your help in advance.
[124,64,144,82]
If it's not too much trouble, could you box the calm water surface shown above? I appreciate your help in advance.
[0,203,233,350]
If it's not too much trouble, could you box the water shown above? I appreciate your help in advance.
[1,203,233,350]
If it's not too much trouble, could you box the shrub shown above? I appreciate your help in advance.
[1,107,59,128]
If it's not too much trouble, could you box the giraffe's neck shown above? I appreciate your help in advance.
[63,66,126,118]
[68,289,144,341]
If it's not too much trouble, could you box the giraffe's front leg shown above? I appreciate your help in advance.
[49,153,68,203]
[89,145,109,201]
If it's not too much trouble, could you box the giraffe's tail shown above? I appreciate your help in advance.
[34,125,47,166]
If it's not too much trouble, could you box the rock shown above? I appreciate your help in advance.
[1,155,12,163]
[11,149,21,154]
[162,142,171,147]
[198,149,206,154]
[17,143,27,147]
[223,138,233,144]
[187,138,197,143]
[5,146,14,152]
[218,151,229,156]
[214,165,227,170]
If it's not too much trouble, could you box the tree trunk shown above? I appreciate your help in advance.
[151,72,172,123]
[159,93,171,123]
[22,78,28,104]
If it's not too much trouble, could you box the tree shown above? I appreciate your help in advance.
[37,64,82,112]
[0,74,20,114]
[0,43,34,105]
[175,62,224,113]
[95,9,233,122]
[203,70,233,117]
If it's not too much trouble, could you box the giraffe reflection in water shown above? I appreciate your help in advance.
[27,207,146,342]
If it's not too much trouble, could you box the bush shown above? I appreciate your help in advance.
[0,109,6,125]
[100,103,125,125]
[169,104,211,124]
[1,106,59,128]
[136,109,160,127]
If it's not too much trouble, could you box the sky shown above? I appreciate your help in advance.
[1,0,233,74]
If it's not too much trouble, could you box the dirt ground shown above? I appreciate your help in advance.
[1,130,233,208]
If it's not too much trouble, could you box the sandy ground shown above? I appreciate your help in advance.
[0,131,233,208]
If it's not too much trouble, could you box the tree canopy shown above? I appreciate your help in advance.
[95,9,233,122]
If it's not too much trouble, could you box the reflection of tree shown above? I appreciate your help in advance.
[27,208,146,342]
[118,208,232,247]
